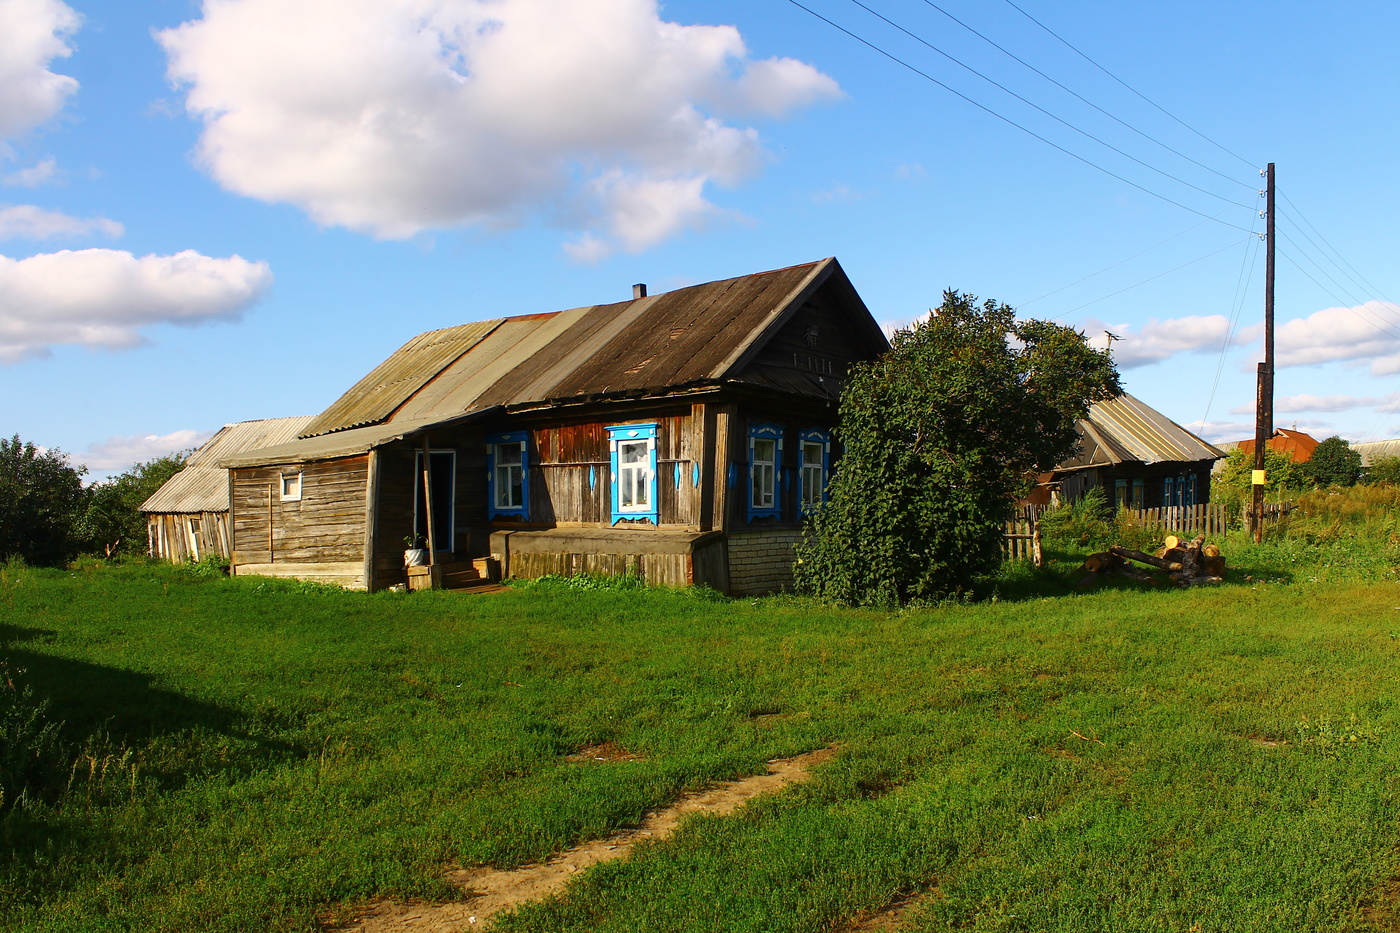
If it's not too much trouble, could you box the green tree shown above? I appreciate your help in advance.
[1211,445,1306,512]
[80,453,188,557]
[0,435,88,566]
[794,291,1120,606]
[1301,436,1362,487]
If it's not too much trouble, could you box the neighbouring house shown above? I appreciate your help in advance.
[141,416,314,562]
[216,258,889,594]
[1352,439,1400,466]
[1031,393,1225,508]
[1226,427,1319,465]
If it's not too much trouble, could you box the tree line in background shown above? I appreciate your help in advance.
[0,436,186,567]
[1211,435,1392,512]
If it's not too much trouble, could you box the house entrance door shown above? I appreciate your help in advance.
[414,450,456,554]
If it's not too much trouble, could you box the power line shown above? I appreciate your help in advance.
[915,0,1257,192]
[1019,205,1247,308]
[1275,245,1400,344]
[782,0,1258,233]
[1000,0,1258,171]
[1199,213,1263,431]
[1054,235,1255,315]
[842,0,1256,210]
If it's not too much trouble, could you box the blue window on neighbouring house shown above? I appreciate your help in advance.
[747,422,783,522]
[798,428,829,513]
[486,432,529,521]
[1163,474,1198,508]
[608,423,659,525]
[1115,477,1145,510]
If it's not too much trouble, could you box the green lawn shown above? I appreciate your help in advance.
[2,552,1399,932]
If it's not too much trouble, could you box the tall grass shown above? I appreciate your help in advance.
[2,547,1399,932]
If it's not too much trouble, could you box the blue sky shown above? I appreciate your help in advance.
[2,0,1397,479]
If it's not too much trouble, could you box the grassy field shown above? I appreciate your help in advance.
[2,525,1400,932]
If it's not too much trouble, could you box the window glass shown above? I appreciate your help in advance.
[751,438,776,509]
[281,472,302,501]
[494,443,523,509]
[800,440,825,508]
[618,440,651,509]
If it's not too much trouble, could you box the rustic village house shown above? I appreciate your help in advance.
[1033,393,1225,508]
[215,258,889,594]
[140,416,313,562]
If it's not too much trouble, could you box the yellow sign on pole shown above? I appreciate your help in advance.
[1251,469,1267,485]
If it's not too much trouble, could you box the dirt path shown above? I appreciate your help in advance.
[329,746,838,932]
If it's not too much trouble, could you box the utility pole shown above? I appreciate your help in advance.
[1250,163,1276,543]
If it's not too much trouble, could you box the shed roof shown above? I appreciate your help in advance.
[223,258,886,468]
[141,416,314,513]
[1058,393,1224,471]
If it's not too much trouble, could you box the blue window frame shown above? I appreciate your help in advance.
[486,431,529,521]
[747,422,784,522]
[608,423,659,525]
[798,428,830,513]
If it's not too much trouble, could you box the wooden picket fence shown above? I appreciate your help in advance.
[1002,500,1294,562]
[1003,504,1047,562]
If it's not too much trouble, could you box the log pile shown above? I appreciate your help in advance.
[1077,534,1226,589]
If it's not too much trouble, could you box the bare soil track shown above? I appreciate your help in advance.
[327,746,839,932]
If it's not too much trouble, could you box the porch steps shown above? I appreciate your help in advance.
[407,558,502,593]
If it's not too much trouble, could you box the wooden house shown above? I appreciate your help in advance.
[217,258,888,594]
[140,416,313,561]
[1039,393,1224,508]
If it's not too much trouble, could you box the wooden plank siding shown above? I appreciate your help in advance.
[146,511,229,562]
[230,456,370,584]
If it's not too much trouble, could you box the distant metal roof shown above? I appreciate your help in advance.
[1353,439,1400,465]
[141,416,314,513]
[1058,393,1224,470]
[226,258,887,467]
[1235,428,1319,463]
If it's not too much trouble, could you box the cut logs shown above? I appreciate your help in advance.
[1077,534,1226,589]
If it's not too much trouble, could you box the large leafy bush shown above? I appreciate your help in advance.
[795,291,1119,605]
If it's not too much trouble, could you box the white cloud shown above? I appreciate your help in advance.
[0,0,79,143]
[1082,314,1235,369]
[0,204,121,239]
[0,248,272,362]
[1229,392,1400,415]
[157,0,840,257]
[1268,301,1400,374]
[79,428,214,473]
[1181,419,1255,445]
[2,155,57,186]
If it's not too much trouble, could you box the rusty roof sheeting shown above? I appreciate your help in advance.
[298,319,503,438]
[141,416,314,513]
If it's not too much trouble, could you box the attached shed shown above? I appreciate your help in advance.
[1046,393,1225,508]
[218,258,889,594]
[140,416,313,561]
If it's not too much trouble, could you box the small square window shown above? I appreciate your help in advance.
[281,472,303,501]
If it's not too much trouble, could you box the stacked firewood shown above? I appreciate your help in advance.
[1077,534,1226,589]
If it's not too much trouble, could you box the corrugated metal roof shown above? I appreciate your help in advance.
[141,416,313,513]
[226,258,887,467]
[1057,393,1223,470]
[299,319,503,438]
[1354,439,1400,464]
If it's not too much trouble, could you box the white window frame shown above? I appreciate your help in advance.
[280,471,303,501]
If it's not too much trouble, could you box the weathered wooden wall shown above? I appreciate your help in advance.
[230,455,369,587]
[147,511,229,562]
